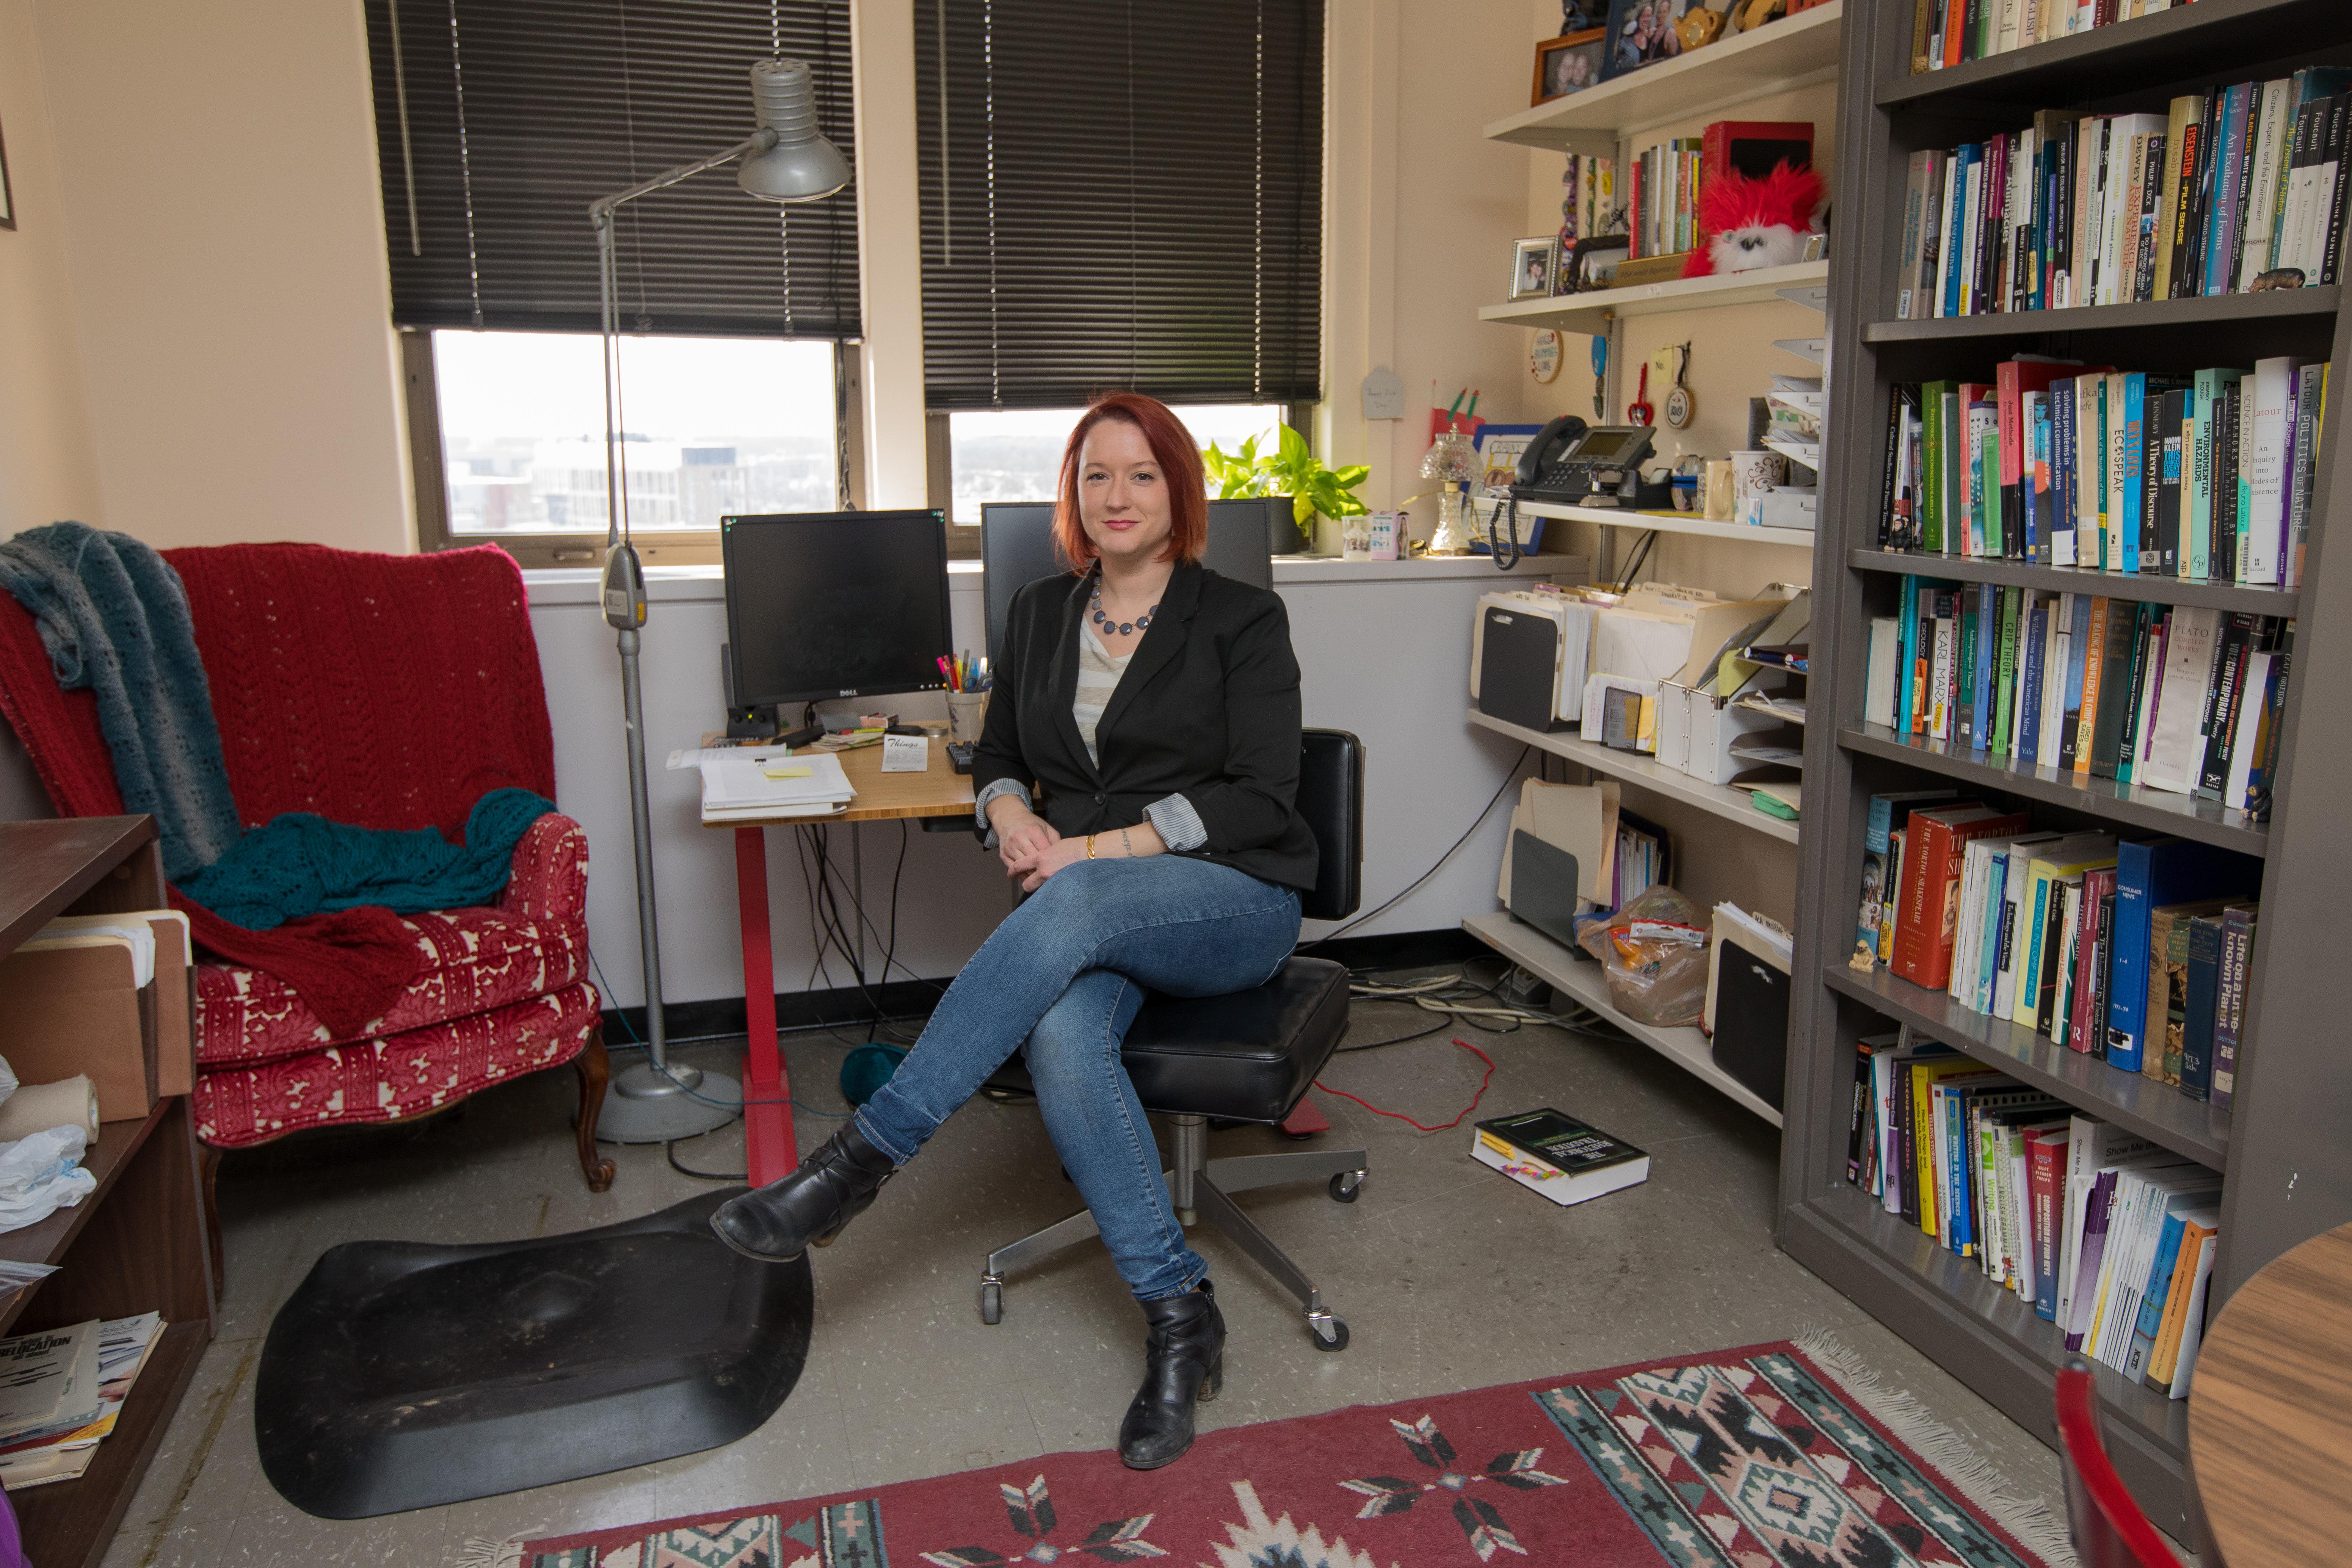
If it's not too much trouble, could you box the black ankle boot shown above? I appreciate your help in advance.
[709,1122,898,1263]
[1118,1280,1225,1470]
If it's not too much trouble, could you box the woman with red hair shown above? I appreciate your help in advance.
[714,393,1316,1469]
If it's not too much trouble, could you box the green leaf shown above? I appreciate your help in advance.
[1330,464,1370,489]
[1276,422,1308,467]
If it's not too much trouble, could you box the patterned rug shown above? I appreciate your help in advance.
[486,1333,2071,1568]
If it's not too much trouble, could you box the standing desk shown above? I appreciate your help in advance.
[701,734,974,1186]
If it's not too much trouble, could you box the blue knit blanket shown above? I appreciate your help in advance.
[0,523,241,881]
[177,787,555,931]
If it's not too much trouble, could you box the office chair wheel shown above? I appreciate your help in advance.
[1308,1311,1349,1352]
[1328,1171,1364,1203]
[980,1275,1004,1326]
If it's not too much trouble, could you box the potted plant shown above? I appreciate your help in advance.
[1202,424,1370,555]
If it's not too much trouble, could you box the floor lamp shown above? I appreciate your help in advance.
[594,59,851,1143]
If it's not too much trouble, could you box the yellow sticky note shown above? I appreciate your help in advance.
[761,762,815,779]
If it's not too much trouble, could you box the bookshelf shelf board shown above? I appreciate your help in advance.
[1466,707,1802,845]
[1463,911,1783,1126]
[1485,2,1842,152]
[1786,1186,2191,1471]
[0,817,154,959]
[1837,723,2268,856]
[1846,550,2304,616]
[1860,286,2342,344]
[1514,499,1819,547]
[1480,261,1829,339]
[1822,963,2230,1168]
[1875,0,2346,111]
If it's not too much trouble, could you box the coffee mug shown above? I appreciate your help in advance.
[1703,461,1736,520]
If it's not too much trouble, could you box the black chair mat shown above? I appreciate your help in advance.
[257,1189,810,1518]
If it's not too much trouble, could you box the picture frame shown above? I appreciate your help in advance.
[1600,0,1698,82]
[0,110,14,231]
[1509,237,1559,302]
[1473,424,1547,493]
[1565,234,1631,293]
[1530,28,1607,105]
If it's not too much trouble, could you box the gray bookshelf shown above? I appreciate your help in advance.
[1783,0,2352,1537]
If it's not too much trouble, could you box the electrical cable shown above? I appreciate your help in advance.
[1297,746,1531,950]
[1314,1036,1496,1132]
[665,1141,747,1183]
[1613,528,1658,593]
[588,947,855,1122]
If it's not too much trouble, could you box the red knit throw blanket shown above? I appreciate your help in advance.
[0,543,558,1036]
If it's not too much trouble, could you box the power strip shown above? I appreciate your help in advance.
[1496,966,1553,1013]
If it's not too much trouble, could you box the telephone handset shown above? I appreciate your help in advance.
[1510,417,1658,507]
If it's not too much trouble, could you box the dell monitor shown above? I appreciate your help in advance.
[721,509,953,708]
[977,498,1274,665]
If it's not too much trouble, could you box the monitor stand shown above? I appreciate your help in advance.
[725,703,775,740]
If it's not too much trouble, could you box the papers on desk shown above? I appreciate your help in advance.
[696,750,856,823]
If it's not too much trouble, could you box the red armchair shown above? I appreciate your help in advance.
[0,543,613,1244]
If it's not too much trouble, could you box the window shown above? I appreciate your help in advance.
[914,0,1324,412]
[363,0,861,563]
[947,405,1284,527]
[428,331,839,539]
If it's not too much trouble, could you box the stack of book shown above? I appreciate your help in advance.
[1878,353,2330,590]
[1897,69,2352,315]
[1909,0,2176,75]
[1864,579,2290,816]
[1853,789,2260,1104]
[1847,1033,2221,1397]
[1556,154,1620,276]
[1626,136,1704,263]
[0,1314,165,1489]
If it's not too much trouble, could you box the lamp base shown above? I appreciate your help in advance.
[596,1060,744,1144]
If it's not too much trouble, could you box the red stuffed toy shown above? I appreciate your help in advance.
[1682,160,1823,278]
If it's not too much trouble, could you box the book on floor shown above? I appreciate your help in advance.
[1471,1109,1649,1209]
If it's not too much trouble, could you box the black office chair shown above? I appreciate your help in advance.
[978,728,1368,1350]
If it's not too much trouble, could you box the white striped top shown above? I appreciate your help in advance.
[1072,625,1132,767]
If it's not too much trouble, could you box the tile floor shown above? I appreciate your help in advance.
[103,978,2088,1566]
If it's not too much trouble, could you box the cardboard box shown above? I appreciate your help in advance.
[35,913,192,1097]
[0,938,159,1123]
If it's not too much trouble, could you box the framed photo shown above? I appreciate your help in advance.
[1530,29,1607,105]
[1601,0,1696,81]
[1509,237,1558,301]
[0,110,13,231]
[1474,424,1547,492]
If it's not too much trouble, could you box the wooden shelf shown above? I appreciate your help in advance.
[1878,0,2348,112]
[1847,549,2304,616]
[1861,286,2341,344]
[0,1105,175,1330]
[1837,723,2268,856]
[0,819,155,960]
[1514,499,1817,547]
[1467,707,1801,845]
[1463,911,1781,1126]
[1480,261,1829,339]
[1822,963,2229,1169]
[1786,1187,2191,1473]
[1485,3,1843,152]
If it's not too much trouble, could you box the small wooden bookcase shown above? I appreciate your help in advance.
[0,817,216,1568]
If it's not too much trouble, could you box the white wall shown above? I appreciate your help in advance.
[535,561,1557,1010]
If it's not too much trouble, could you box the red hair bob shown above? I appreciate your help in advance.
[1052,393,1207,571]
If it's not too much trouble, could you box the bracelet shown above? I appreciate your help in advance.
[1121,828,1134,857]
[1087,834,1097,860]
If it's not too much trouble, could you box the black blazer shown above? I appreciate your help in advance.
[973,559,1318,892]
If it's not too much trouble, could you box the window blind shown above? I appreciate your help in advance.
[363,0,859,339]
[914,0,1323,411]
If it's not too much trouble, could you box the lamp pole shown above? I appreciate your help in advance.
[590,60,850,1146]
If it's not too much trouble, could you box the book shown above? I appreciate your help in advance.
[1893,806,2032,990]
[1854,791,1960,971]
[2212,906,2258,1109]
[0,1322,100,1450]
[1471,1110,1649,1208]
[2179,913,2226,1101]
[2148,897,2243,1088]
[2013,834,2117,1034]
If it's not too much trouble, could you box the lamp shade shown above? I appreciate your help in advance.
[739,59,851,202]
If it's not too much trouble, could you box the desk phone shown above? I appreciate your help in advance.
[1510,417,1659,508]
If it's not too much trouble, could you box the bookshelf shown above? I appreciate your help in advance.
[1784,0,2352,1535]
[1511,498,1818,547]
[1466,708,1802,845]
[1479,259,1828,340]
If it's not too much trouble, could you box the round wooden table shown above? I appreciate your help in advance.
[2189,1220,2352,1568]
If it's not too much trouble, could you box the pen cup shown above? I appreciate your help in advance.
[947,690,989,743]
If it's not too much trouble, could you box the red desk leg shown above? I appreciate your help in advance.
[1279,1095,1330,1138]
[735,825,795,1187]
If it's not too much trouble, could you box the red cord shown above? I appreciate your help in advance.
[1314,1037,1496,1132]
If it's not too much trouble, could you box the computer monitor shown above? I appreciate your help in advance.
[977,499,1273,664]
[721,509,953,706]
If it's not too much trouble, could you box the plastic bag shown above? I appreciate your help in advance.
[1577,886,1709,1027]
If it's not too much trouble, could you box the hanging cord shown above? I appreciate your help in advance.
[588,947,851,1123]
[1488,494,1525,570]
[1298,746,1529,949]
[1613,528,1658,593]
[1315,1037,1496,1132]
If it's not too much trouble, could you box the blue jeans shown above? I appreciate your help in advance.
[855,856,1303,1302]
